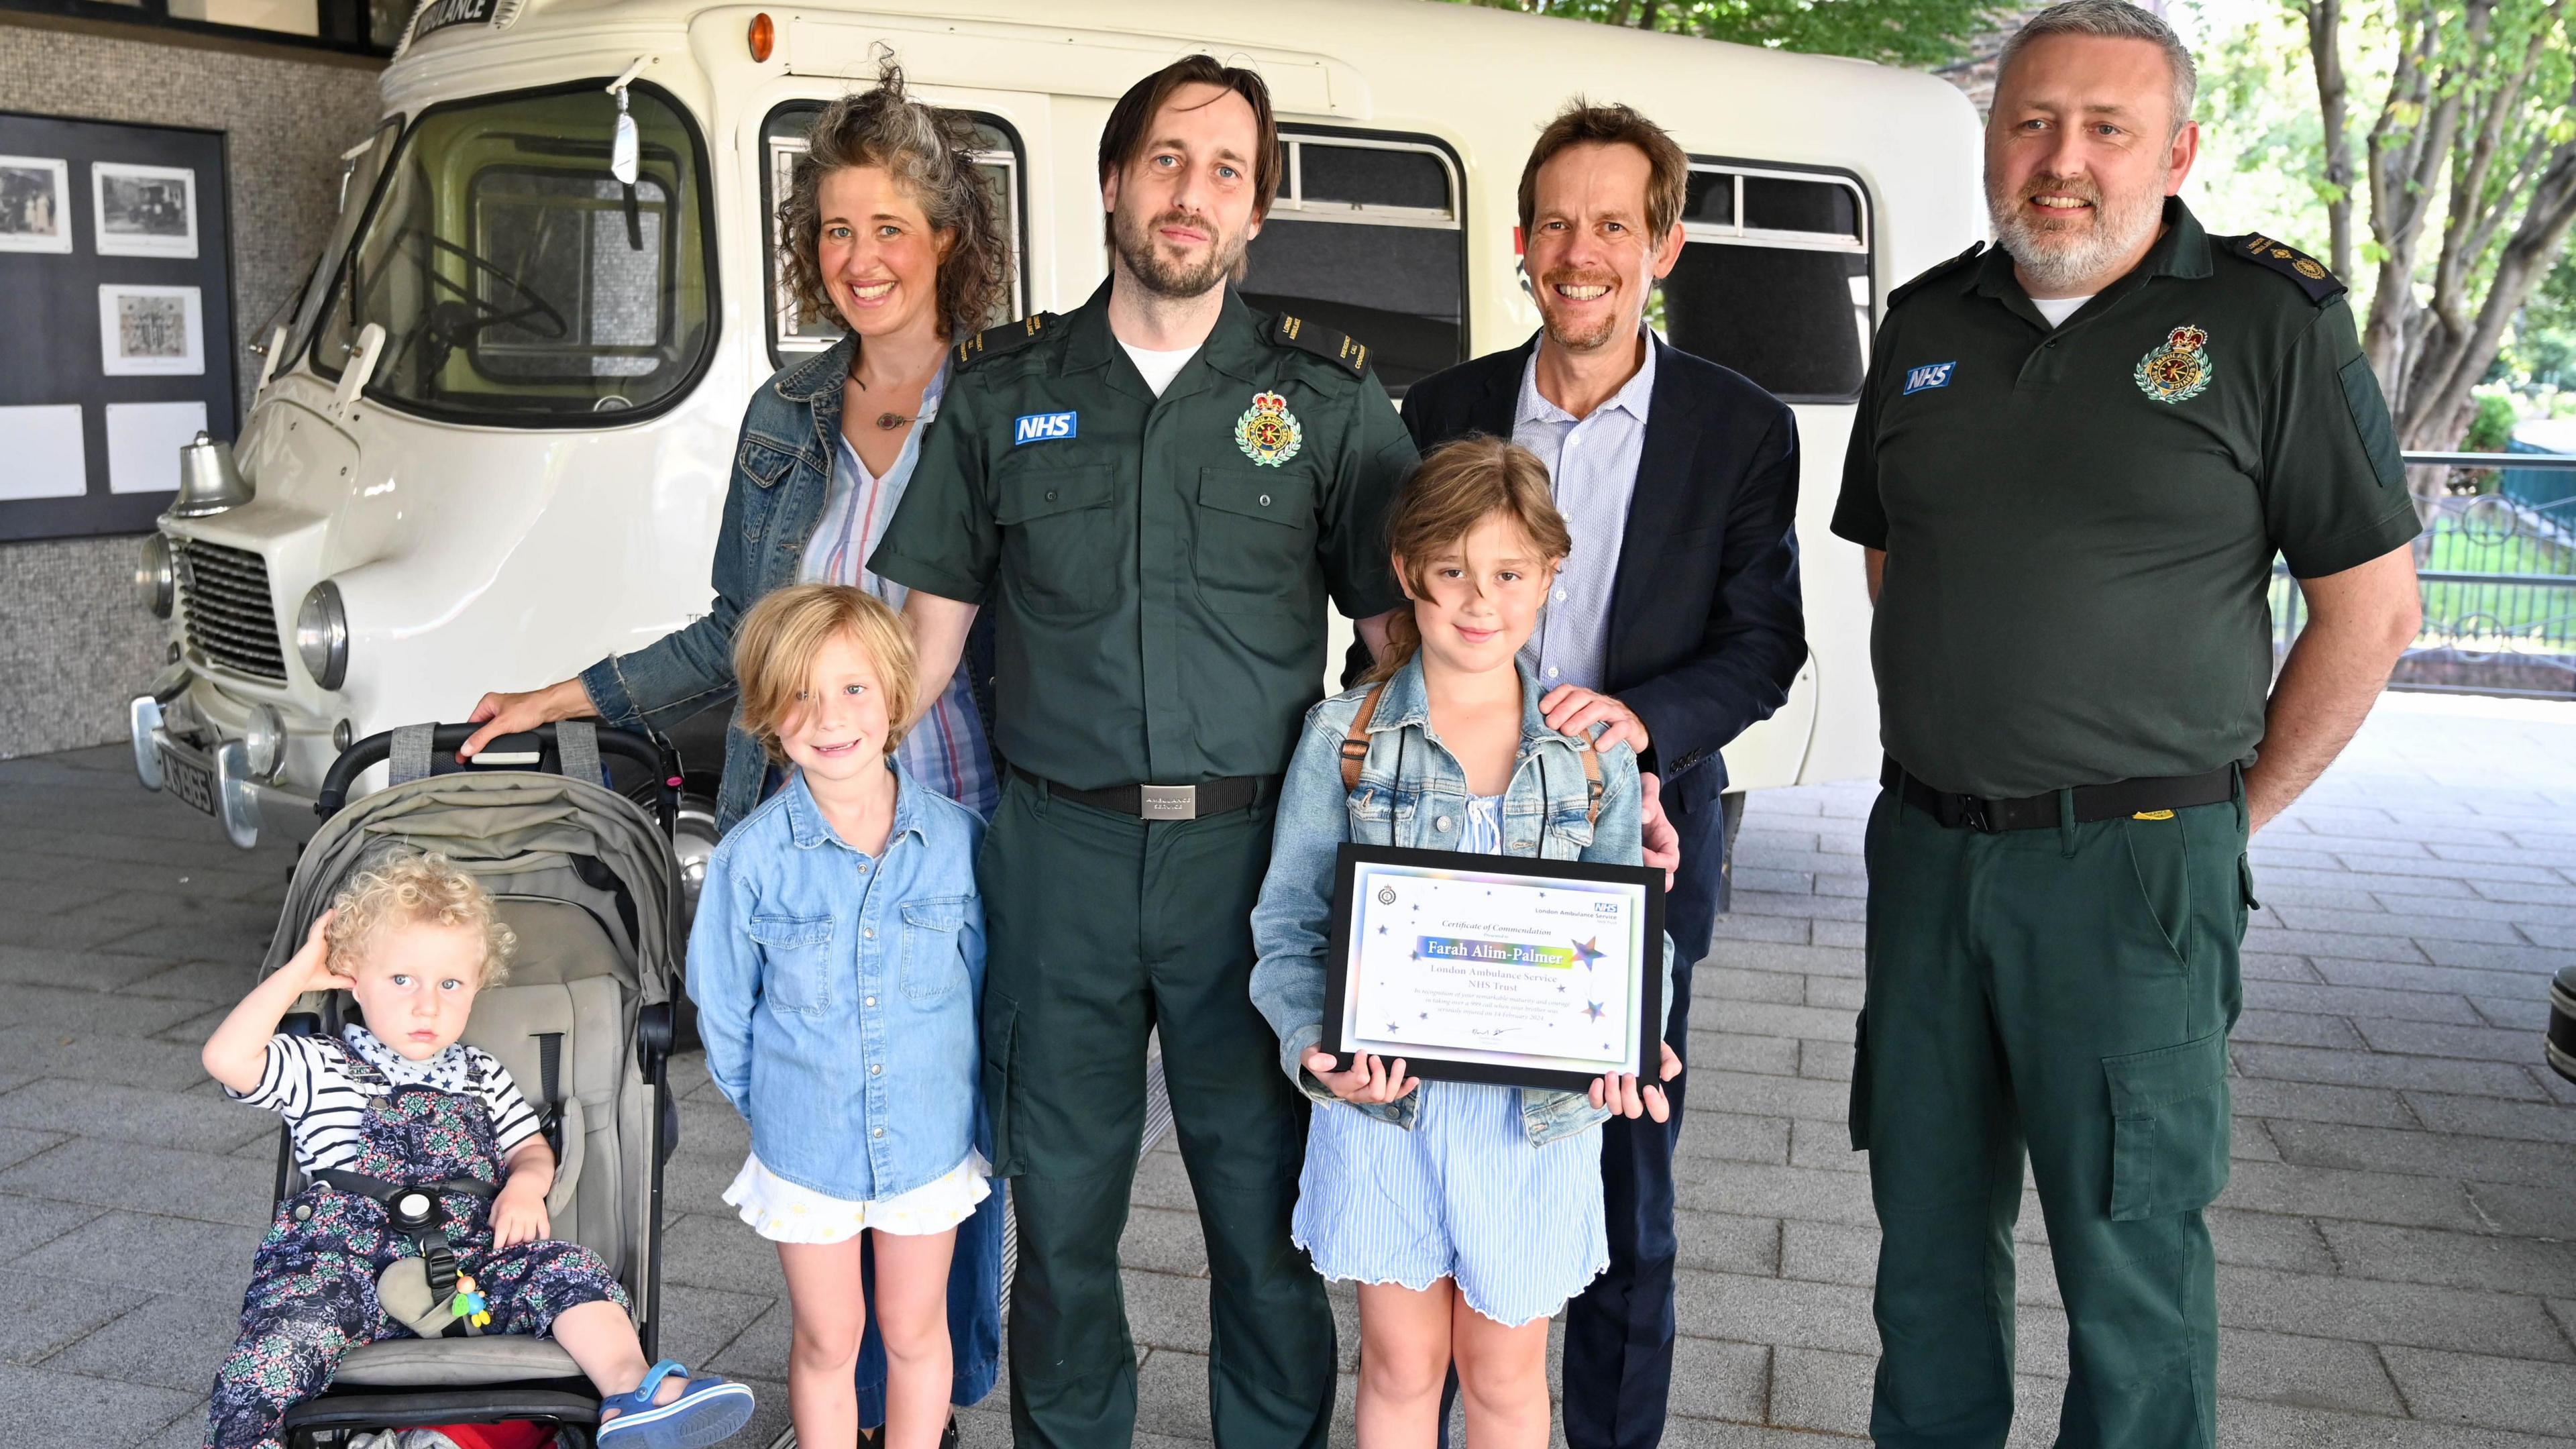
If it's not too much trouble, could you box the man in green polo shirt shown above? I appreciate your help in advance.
[1831,3,2422,1445]
[869,56,1415,1449]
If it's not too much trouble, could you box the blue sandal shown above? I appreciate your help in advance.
[596,1360,756,1448]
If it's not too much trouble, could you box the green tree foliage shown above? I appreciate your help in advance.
[1446,0,2006,70]
[2239,0,2576,456]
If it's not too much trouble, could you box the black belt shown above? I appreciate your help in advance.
[1011,765,1272,820]
[1884,758,2236,833]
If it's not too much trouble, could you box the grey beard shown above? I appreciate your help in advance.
[1988,180,2165,294]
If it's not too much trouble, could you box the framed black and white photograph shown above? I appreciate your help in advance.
[97,282,205,376]
[92,160,197,258]
[0,155,72,254]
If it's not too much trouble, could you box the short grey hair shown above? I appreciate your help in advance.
[1997,0,2198,137]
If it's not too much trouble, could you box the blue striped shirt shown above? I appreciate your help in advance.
[1511,335,1657,694]
[800,365,998,818]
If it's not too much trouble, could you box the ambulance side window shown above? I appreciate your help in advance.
[1654,162,1872,403]
[1243,132,1466,398]
[760,103,1028,367]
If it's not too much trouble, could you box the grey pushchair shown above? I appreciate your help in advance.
[255,722,684,1447]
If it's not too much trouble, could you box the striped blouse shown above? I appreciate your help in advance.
[798,364,998,818]
[228,1025,541,1175]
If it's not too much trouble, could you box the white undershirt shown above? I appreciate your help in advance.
[1119,341,1200,397]
[2031,294,2095,328]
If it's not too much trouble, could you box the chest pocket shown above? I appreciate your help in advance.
[997,465,1118,617]
[898,896,971,1005]
[1195,468,1317,613]
[747,913,834,1015]
[734,437,806,546]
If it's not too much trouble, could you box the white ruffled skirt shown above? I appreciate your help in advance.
[724,1150,991,1244]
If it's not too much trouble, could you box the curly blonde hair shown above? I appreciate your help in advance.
[325,851,517,987]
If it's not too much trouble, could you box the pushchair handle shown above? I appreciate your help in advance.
[316,722,679,831]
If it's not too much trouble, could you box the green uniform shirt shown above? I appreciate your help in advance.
[1831,199,2422,800]
[871,280,1416,791]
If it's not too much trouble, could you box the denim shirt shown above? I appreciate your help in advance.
[688,758,987,1201]
[580,336,996,834]
[1248,655,1672,1147]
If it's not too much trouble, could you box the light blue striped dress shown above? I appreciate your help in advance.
[1291,794,1611,1328]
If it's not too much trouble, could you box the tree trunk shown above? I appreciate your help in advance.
[2302,0,2355,278]
[2398,129,2576,450]
[2360,0,2492,411]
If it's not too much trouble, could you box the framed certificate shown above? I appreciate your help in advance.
[1321,843,1665,1093]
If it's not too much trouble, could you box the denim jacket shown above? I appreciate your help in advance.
[688,758,987,1201]
[1248,655,1673,1147]
[579,337,995,834]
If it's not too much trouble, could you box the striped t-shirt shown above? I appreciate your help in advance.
[229,1024,543,1175]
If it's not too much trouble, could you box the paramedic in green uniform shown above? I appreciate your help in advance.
[1831,3,2424,1445]
[868,56,1415,1449]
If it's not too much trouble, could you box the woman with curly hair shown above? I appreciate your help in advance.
[457,62,1012,1445]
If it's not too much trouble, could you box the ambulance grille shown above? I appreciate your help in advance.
[174,538,289,682]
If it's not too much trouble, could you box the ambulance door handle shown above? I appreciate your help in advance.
[334,322,386,411]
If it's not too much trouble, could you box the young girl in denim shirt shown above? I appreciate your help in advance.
[1250,437,1681,1448]
[689,584,987,1449]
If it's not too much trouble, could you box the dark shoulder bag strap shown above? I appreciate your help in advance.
[1339,685,1387,794]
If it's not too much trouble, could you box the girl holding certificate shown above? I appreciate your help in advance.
[1248,437,1682,1448]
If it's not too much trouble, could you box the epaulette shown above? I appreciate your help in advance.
[953,313,1056,370]
[1886,241,1988,310]
[2216,232,2347,305]
[1267,313,1371,378]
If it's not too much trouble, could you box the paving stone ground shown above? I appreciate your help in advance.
[3,690,2572,1448]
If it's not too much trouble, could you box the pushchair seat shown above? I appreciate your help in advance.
[334,1336,582,1388]
[259,726,682,1447]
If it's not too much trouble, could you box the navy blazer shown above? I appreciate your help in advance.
[1395,333,1807,957]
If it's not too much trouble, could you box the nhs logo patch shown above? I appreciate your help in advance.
[1013,411,1077,445]
[1902,362,1957,395]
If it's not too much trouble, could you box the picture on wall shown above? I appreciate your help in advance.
[98,282,205,376]
[92,160,197,258]
[0,155,72,254]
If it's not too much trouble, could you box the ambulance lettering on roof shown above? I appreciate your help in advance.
[412,0,500,43]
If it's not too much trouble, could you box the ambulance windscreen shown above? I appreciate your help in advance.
[308,79,716,425]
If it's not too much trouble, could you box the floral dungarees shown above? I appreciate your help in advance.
[207,1042,628,1449]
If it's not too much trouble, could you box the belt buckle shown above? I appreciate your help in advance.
[1138,784,1198,820]
[1958,797,1998,834]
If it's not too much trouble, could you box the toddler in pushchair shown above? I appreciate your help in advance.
[200,724,755,1449]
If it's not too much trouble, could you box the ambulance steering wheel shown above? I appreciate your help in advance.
[411,232,570,343]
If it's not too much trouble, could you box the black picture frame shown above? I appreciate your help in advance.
[0,110,234,543]
[1320,842,1666,1093]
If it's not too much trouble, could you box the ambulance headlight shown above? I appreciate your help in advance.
[295,582,348,690]
[137,535,174,618]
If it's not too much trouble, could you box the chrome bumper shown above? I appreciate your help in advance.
[129,692,316,851]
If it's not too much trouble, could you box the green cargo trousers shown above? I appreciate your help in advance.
[978,774,1336,1449]
[1851,778,2251,1449]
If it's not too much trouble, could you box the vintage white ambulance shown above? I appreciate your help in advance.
[128,0,1982,893]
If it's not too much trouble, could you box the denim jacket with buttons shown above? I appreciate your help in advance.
[1248,655,1673,1147]
[689,758,987,1201]
[579,337,995,835]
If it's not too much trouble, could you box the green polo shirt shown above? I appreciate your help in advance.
[871,281,1415,791]
[1831,199,2421,800]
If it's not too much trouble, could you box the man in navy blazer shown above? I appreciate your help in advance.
[1400,100,1807,1449]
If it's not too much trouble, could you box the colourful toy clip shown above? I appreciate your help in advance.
[449,1273,493,1328]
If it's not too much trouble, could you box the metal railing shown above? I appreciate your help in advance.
[2273,450,2576,699]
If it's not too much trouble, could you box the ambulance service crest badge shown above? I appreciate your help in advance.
[2135,325,2214,404]
[1234,390,1303,468]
